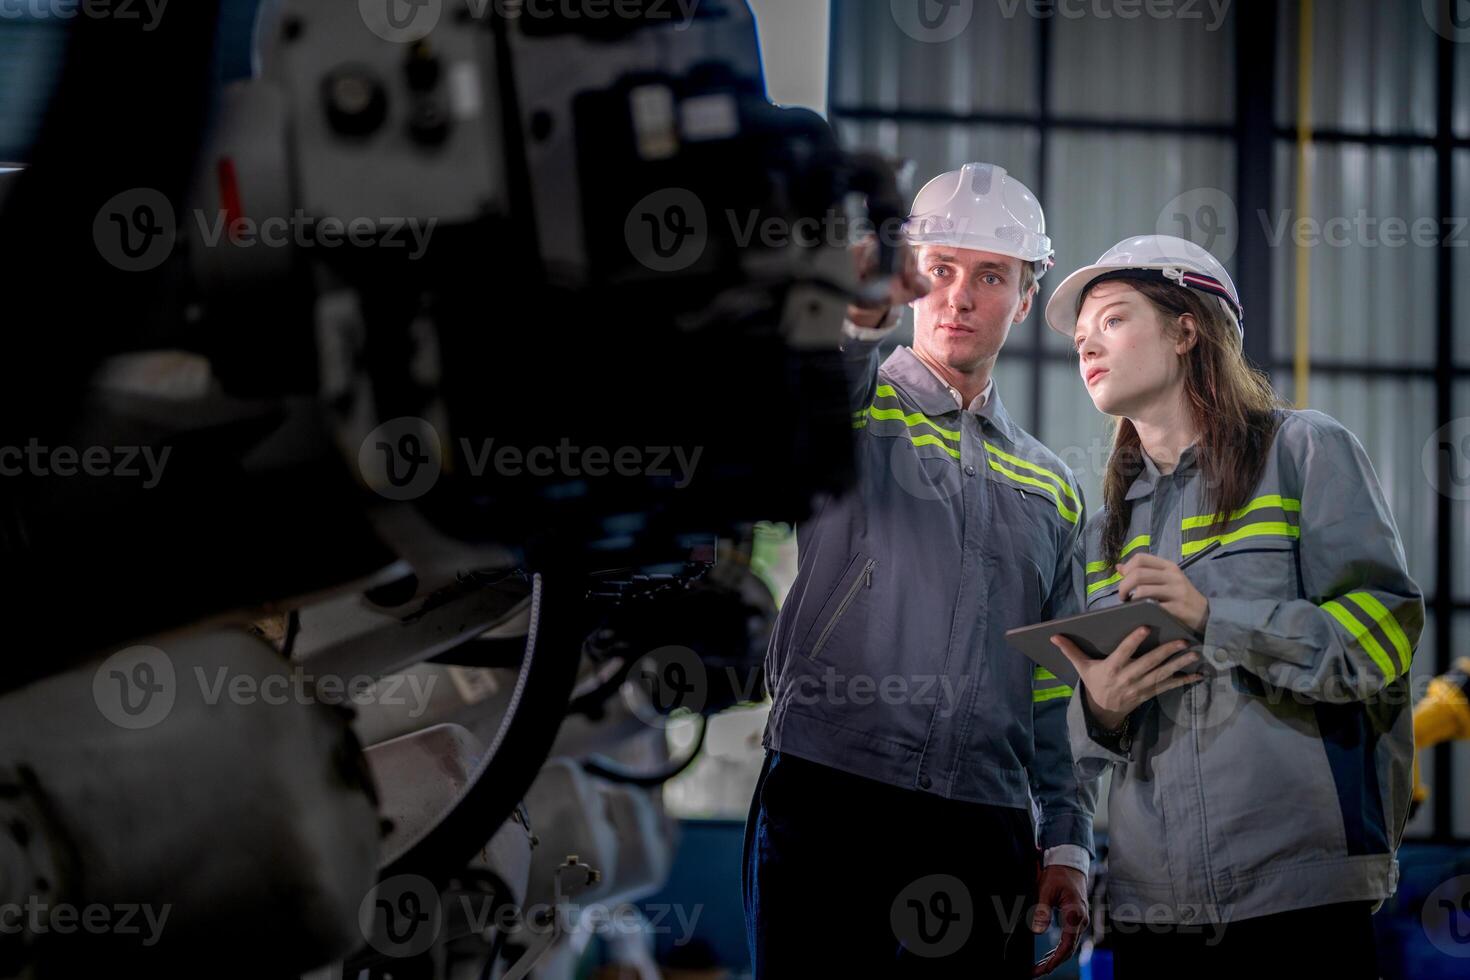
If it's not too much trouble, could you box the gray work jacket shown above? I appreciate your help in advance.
[762,338,1099,854]
[1070,409,1423,924]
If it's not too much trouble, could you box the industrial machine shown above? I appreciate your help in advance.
[0,2,903,975]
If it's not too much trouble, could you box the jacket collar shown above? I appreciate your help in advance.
[880,347,1021,444]
[1124,443,1199,501]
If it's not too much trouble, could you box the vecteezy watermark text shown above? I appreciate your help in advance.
[193,209,436,260]
[461,439,703,489]
[92,645,439,731]
[0,898,171,947]
[93,188,438,273]
[358,0,701,45]
[0,440,169,488]
[0,0,169,30]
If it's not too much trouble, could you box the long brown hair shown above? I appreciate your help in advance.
[1092,279,1286,567]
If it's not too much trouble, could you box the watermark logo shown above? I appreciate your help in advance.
[1152,661,1244,732]
[891,874,973,958]
[92,646,176,731]
[360,0,442,43]
[629,645,709,724]
[93,188,176,273]
[1156,187,1239,263]
[360,874,443,958]
[1424,418,1470,501]
[1423,875,1470,957]
[891,0,974,43]
[887,437,967,503]
[1422,0,1470,43]
[624,188,708,273]
[360,417,444,502]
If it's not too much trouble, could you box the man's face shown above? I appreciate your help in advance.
[911,246,1034,374]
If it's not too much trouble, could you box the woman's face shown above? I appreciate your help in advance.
[1073,281,1193,418]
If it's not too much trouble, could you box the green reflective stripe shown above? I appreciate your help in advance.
[986,459,1080,524]
[852,417,868,429]
[1344,592,1413,674]
[1321,599,1398,679]
[1033,666,1057,680]
[1033,685,1073,703]
[1181,495,1302,531]
[865,405,962,442]
[1085,534,1150,574]
[1180,522,1300,556]
[1087,572,1122,597]
[982,443,1079,506]
[912,433,963,459]
[860,386,961,443]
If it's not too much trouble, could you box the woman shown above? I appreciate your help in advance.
[1042,235,1422,978]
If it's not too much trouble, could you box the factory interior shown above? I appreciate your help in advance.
[0,0,1468,977]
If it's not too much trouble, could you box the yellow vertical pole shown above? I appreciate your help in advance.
[1293,0,1314,408]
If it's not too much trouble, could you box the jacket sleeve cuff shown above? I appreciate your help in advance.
[1038,808,1096,856]
[1067,685,1133,766]
[841,307,900,344]
[1043,844,1091,877]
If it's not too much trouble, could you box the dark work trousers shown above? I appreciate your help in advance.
[1110,900,1380,980]
[743,750,1040,979]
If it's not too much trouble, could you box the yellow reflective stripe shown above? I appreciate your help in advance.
[1033,685,1073,703]
[852,417,868,429]
[1181,495,1302,530]
[1344,592,1413,675]
[1033,666,1057,680]
[1087,572,1122,597]
[982,443,1078,506]
[986,459,1080,524]
[1085,534,1150,573]
[911,433,962,459]
[1179,522,1300,556]
[861,385,962,443]
[1321,599,1397,679]
[865,405,962,442]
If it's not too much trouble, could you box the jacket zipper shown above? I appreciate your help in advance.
[810,558,876,659]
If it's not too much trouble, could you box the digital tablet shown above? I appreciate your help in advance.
[1005,599,1202,687]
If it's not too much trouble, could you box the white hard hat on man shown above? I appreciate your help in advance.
[903,162,1054,279]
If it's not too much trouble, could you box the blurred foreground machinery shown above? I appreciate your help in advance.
[0,1,903,976]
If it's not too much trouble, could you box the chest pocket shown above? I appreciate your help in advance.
[1192,541,1302,600]
[1181,493,1303,600]
[982,443,1078,598]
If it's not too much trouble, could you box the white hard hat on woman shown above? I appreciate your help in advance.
[1044,234,1242,337]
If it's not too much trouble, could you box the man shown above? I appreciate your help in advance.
[744,163,1098,978]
